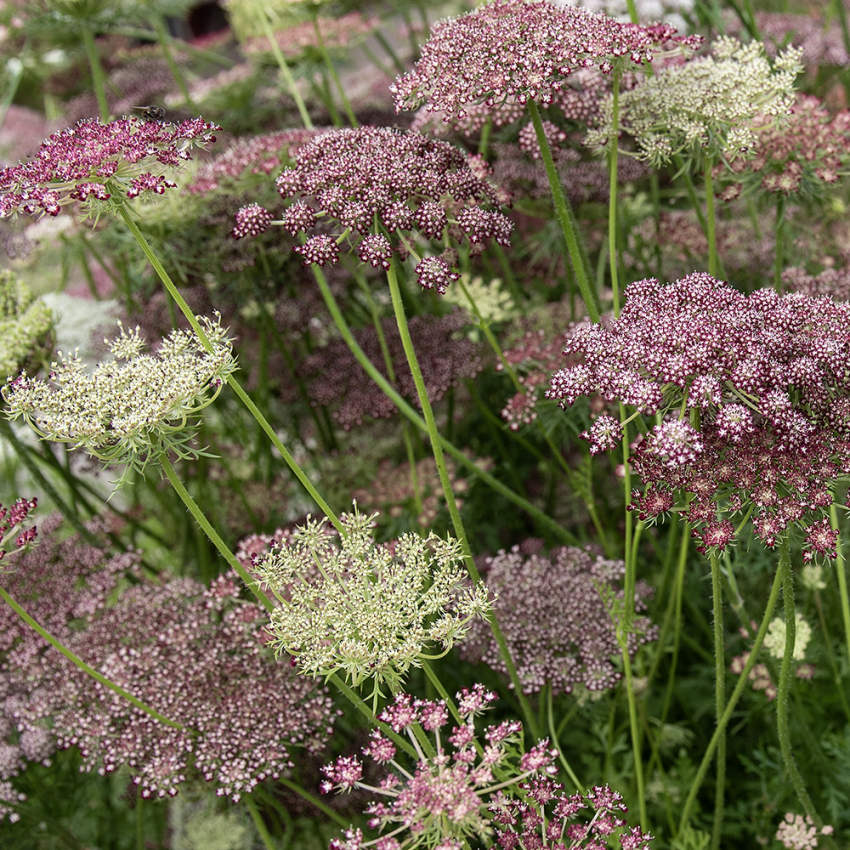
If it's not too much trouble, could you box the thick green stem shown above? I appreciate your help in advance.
[81,27,110,121]
[152,16,196,110]
[115,205,340,531]
[677,561,783,836]
[709,550,726,850]
[705,158,718,278]
[776,539,823,825]
[609,73,621,317]
[245,796,277,850]
[309,266,572,544]
[385,262,541,738]
[160,455,274,611]
[0,583,183,729]
[527,100,599,322]
[260,14,314,129]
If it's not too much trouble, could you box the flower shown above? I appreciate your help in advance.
[253,506,492,697]
[392,0,700,121]
[0,116,219,219]
[460,543,657,694]
[547,273,850,556]
[323,688,559,850]
[764,614,812,662]
[775,812,833,850]
[0,269,53,381]
[588,37,802,166]
[273,126,512,291]
[3,314,237,487]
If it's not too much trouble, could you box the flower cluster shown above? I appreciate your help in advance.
[300,309,485,429]
[548,273,850,557]
[588,37,802,167]
[186,128,318,195]
[0,116,219,218]
[322,686,559,850]
[775,812,834,849]
[272,126,512,291]
[253,507,492,697]
[783,261,850,302]
[0,268,53,380]
[719,95,850,198]
[3,314,237,487]
[764,613,812,661]
[0,496,38,562]
[461,544,657,694]
[392,0,700,121]
[490,781,653,849]
[0,516,337,804]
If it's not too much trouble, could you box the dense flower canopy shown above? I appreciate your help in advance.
[548,273,850,557]
[392,0,701,120]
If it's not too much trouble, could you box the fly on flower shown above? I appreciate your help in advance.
[133,105,166,122]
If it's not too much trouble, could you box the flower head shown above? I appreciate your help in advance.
[392,0,700,120]
[0,116,219,219]
[461,544,656,694]
[3,314,237,487]
[588,36,802,166]
[253,506,492,697]
[273,126,512,291]
[547,273,850,556]
[324,689,558,850]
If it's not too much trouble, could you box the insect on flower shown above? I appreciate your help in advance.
[133,105,166,122]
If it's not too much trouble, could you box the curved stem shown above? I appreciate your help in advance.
[313,17,358,126]
[245,796,277,850]
[609,72,621,317]
[677,560,783,836]
[705,158,718,278]
[81,27,110,121]
[276,777,348,828]
[0,583,183,729]
[260,14,314,129]
[776,539,823,826]
[309,265,572,545]
[385,261,541,739]
[115,205,341,532]
[709,550,726,850]
[160,455,274,611]
[153,15,196,110]
[546,686,582,791]
[527,100,599,322]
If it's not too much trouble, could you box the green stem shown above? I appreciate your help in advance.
[609,72,621,317]
[776,539,824,826]
[245,796,277,850]
[677,560,783,836]
[422,660,462,725]
[527,100,599,322]
[546,686,582,790]
[328,673,419,760]
[136,789,144,850]
[774,197,785,292]
[276,777,349,828]
[709,550,726,850]
[705,158,718,278]
[313,17,358,126]
[160,455,274,612]
[385,261,541,739]
[152,15,196,110]
[81,27,110,121]
[373,29,407,76]
[309,265,572,545]
[0,583,183,729]
[830,503,850,685]
[260,14,314,130]
[115,205,340,531]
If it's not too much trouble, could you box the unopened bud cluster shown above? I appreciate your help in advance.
[0,269,53,380]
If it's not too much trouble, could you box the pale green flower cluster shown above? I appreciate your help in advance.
[255,506,493,700]
[0,269,53,381]
[444,274,517,327]
[588,37,803,167]
[764,613,812,661]
[2,313,236,487]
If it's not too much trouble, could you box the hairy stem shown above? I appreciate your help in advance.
[709,550,726,850]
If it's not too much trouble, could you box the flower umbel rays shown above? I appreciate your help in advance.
[0,116,219,220]
[2,314,237,488]
[322,686,560,850]
[253,506,492,700]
